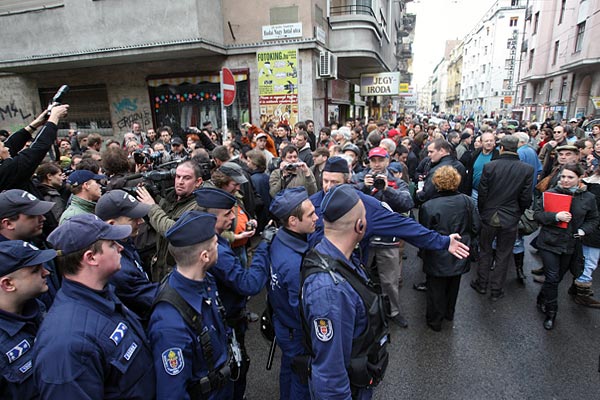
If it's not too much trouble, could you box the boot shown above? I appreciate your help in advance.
[536,296,546,314]
[573,281,600,308]
[531,266,544,276]
[514,253,525,284]
[543,310,557,330]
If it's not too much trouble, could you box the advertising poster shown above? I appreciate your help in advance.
[257,50,299,127]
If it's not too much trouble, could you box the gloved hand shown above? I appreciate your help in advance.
[261,222,277,244]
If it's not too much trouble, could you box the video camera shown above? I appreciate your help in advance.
[47,85,69,114]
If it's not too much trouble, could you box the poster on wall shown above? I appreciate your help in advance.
[257,49,299,127]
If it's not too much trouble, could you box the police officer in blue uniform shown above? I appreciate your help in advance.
[0,240,56,400]
[195,187,271,400]
[148,210,234,400]
[301,184,389,399]
[268,187,318,400]
[309,157,470,262]
[34,214,156,399]
[96,189,158,318]
[0,189,61,308]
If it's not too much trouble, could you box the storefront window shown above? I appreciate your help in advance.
[148,71,250,136]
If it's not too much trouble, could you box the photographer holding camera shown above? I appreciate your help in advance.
[353,146,415,327]
[268,144,318,198]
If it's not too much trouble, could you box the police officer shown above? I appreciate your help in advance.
[34,214,155,399]
[309,157,470,262]
[148,210,234,399]
[195,187,271,400]
[268,187,318,400]
[96,189,158,318]
[301,184,389,399]
[0,240,56,400]
[0,189,60,308]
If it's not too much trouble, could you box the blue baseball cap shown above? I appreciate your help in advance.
[321,184,360,222]
[48,214,131,254]
[95,190,151,220]
[388,162,403,174]
[166,210,216,247]
[0,240,57,277]
[194,187,237,210]
[0,189,55,219]
[67,170,106,187]
[270,187,308,221]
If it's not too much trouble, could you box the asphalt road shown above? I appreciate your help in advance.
[244,239,600,399]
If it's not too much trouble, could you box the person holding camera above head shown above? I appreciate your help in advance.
[136,160,203,282]
[352,146,414,327]
[0,104,69,192]
[269,145,318,198]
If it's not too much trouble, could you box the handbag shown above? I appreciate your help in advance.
[518,208,539,235]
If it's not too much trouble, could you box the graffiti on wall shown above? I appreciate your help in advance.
[0,102,32,122]
[112,97,151,131]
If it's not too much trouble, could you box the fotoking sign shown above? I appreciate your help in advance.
[360,72,401,96]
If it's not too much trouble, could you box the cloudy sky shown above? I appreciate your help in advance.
[408,0,497,89]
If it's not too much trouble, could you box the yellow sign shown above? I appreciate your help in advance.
[399,83,410,93]
[592,97,600,109]
[257,50,299,126]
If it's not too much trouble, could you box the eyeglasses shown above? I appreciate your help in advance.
[553,130,563,133]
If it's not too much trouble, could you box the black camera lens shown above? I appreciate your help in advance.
[373,178,386,191]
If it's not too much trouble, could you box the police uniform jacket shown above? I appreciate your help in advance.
[213,237,270,325]
[109,239,159,318]
[148,269,233,400]
[33,278,155,399]
[309,189,451,264]
[301,238,372,400]
[0,299,43,400]
[268,228,309,333]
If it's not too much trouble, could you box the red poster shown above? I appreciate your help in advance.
[543,192,572,229]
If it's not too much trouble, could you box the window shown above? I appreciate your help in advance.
[575,22,585,53]
[528,49,535,70]
[482,65,486,73]
[39,85,111,131]
[503,80,511,90]
[559,0,566,24]
[547,80,554,102]
[509,17,518,27]
[505,59,513,68]
[484,46,488,55]
[511,0,519,6]
[559,77,568,102]
[533,12,539,34]
[552,41,559,65]
[487,27,490,36]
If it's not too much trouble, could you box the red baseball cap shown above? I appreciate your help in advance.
[368,147,389,159]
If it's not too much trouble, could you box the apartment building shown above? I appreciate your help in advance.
[0,0,413,137]
[516,0,600,122]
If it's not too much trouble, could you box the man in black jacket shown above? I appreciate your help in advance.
[472,135,534,300]
[0,105,68,192]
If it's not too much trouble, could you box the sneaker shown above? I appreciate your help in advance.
[246,311,259,323]
[533,275,545,284]
[390,314,409,328]
[413,281,427,292]
[470,280,487,295]
[490,290,505,302]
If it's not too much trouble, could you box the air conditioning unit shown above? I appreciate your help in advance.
[318,51,337,79]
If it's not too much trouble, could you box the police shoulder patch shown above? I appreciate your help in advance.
[6,339,31,363]
[162,347,185,375]
[109,322,128,345]
[313,318,333,342]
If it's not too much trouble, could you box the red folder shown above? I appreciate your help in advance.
[543,192,572,229]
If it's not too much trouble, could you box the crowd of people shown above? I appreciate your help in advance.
[0,101,599,399]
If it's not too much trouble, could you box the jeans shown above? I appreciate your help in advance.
[578,245,600,283]
[539,249,575,311]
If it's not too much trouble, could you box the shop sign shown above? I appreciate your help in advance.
[262,23,302,41]
[360,72,401,96]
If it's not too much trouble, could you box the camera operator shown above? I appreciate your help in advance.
[0,105,69,191]
[136,160,203,281]
[268,144,318,198]
[352,146,415,327]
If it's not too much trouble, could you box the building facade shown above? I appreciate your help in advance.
[0,0,413,138]
[446,41,464,115]
[516,0,600,122]
[460,0,526,118]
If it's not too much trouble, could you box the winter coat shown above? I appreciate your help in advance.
[534,185,599,255]
[419,191,480,277]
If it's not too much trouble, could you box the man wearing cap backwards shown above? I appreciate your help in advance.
[353,146,414,327]
[96,189,158,317]
[309,156,469,264]
[301,184,390,399]
[471,135,533,301]
[268,187,318,400]
[195,187,271,400]
[148,210,234,400]
[0,240,56,400]
[0,189,61,308]
[34,214,155,399]
[59,169,105,224]
[137,160,203,281]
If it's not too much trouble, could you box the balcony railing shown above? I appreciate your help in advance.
[330,5,376,18]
